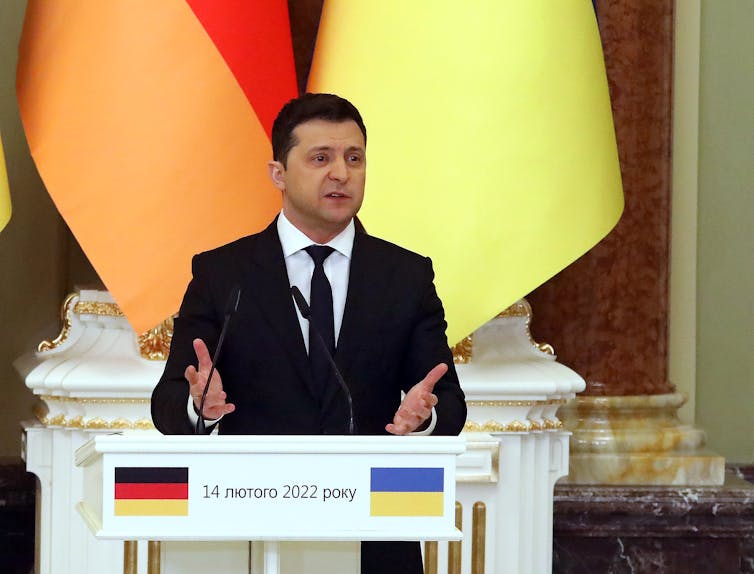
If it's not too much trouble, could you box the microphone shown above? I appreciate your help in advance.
[290,285,355,435]
[195,285,242,434]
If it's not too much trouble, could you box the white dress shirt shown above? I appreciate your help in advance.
[277,210,353,352]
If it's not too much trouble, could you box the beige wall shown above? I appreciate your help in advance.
[0,1,98,457]
[694,0,754,462]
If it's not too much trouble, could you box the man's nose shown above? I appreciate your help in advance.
[328,157,348,181]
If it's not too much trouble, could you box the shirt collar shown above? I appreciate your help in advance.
[277,210,355,259]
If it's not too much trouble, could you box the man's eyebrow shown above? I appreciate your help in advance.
[306,145,365,154]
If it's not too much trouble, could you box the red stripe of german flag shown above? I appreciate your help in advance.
[115,483,189,500]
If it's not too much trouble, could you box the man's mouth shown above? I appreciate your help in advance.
[325,192,348,199]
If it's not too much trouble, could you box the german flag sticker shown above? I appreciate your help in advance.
[114,467,188,516]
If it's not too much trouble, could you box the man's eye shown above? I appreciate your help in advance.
[348,155,363,164]
[313,154,327,163]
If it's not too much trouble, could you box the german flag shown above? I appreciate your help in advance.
[17,1,296,335]
[370,467,444,517]
[114,467,189,517]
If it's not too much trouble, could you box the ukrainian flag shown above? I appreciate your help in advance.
[0,132,10,232]
[370,467,444,517]
[309,1,624,345]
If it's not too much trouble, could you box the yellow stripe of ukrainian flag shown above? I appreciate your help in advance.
[114,499,188,516]
[370,492,444,517]
[0,132,11,232]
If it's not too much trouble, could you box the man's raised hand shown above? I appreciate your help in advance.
[385,363,446,435]
[185,338,235,420]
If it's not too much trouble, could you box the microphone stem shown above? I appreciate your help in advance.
[311,327,356,435]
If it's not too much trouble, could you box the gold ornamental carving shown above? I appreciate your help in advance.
[498,298,554,356]
[46,414,67,426]
[83,417,110,429]
[452,335,473,364]
[38,294,126,354]
[38,293,77,352]
[33,397,154,430]
[464,419,532,433]
[138,317,175,360]
[37,291,174,361]
[495,299,531,319]
[73,300,124,317]
[451,298,554,363]
[39,395,150,405]
[67,416,84,429]
[134,418,155,430]
[79,417,155,430]
[467,400,543,407]
[32,402,48,423]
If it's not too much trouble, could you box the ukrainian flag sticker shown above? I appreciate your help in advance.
[370,467,444,517]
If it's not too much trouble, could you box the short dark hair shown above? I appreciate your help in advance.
[271,93,367,166]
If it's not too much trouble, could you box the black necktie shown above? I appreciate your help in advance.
[304,245,335,399]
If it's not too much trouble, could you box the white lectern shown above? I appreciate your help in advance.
[75,434,464,573]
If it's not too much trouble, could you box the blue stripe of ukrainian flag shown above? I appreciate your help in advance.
[370,467,444,516]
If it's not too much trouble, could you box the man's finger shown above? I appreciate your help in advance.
[184,365,200,386]
[419,363,448,392]
[386,422,409,435]
[193,338,212,373]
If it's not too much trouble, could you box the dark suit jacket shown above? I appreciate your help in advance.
[151,218,466,573]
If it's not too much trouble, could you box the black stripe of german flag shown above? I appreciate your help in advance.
[115,467,188,484]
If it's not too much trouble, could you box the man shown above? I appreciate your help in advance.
[152,93,466,574]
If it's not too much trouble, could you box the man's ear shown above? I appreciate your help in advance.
[267,160,286,191]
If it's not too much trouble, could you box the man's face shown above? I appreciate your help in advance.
[268,119,366,243]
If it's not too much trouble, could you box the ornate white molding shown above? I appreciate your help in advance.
[456,299,585,434]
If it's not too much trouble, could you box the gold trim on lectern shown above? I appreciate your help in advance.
[148,541,161,574]
[424,541,438,574]
[448,501,463,574]
[123,540,137,574]
[472,502,486,574]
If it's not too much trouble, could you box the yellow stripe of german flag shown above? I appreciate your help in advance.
[114,499,188,517]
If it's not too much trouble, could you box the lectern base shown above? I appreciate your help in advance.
[253,541,360,574]
[155,540,359,574]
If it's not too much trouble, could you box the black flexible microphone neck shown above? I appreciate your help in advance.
[195,285,241,435]
[290,285,356,435]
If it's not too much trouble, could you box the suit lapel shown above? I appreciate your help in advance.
[241,220,316,399]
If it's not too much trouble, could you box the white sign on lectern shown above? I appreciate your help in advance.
[75,434,464,544]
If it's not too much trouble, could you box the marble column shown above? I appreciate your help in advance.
[527,1,723,485]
